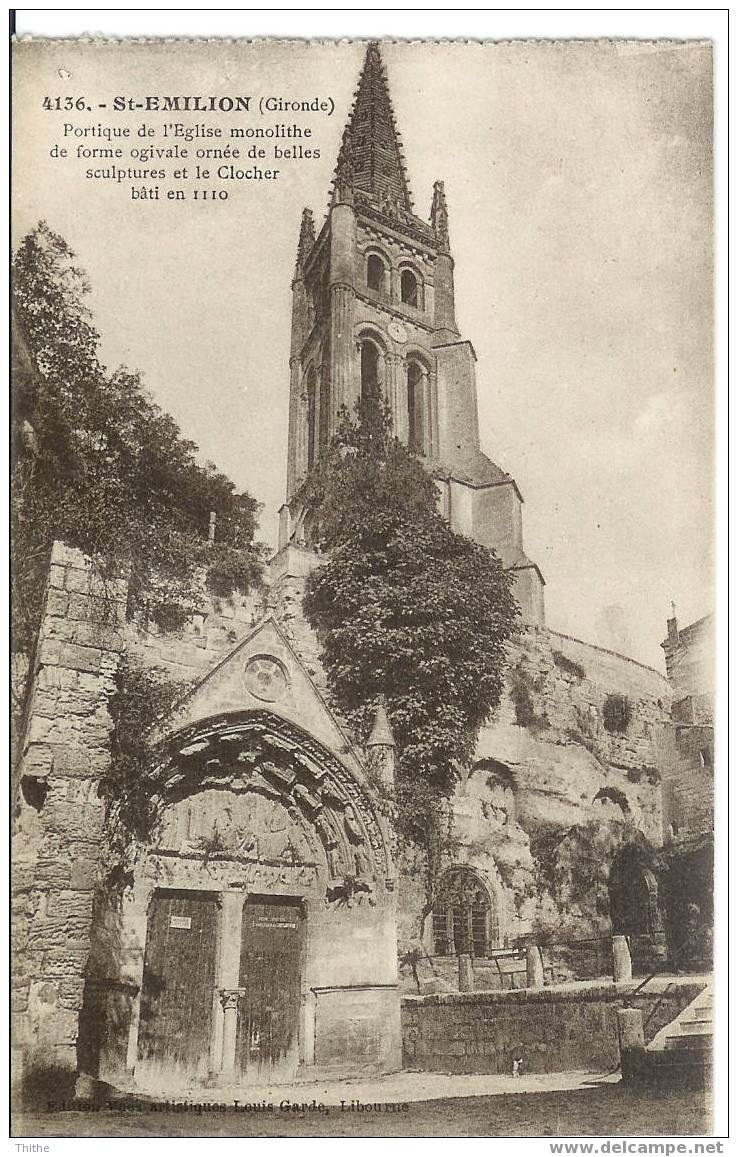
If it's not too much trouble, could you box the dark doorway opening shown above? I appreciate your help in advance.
[608,846,666,973]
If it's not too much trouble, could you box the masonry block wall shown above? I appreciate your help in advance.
[12,543,128,1088]
[660,615,714,848]
[402,979,706,1075]
[11,544,271,1092]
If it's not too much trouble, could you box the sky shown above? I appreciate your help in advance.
[12,38,713,669]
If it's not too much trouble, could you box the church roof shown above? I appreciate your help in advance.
[432,449,512,489]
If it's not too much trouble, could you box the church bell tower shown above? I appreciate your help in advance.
[278,42,545,624]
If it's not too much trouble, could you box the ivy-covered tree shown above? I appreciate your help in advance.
[302,395,520,867]
[11,222,265,665]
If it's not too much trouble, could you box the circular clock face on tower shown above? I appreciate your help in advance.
[243,654,289,702]
[388,319,408,344]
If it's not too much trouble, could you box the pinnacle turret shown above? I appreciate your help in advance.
[294,208,316,274]
[367,698,396,749]
[332,127,354,205]
[430,180,450,251]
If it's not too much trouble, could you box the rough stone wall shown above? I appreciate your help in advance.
[402,978,706,1075]
[124,581,263,687]
[127,547,330,719]
[398,624,673,962]
[12,543,128,1088]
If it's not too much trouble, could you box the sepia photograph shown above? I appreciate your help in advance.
[10,24,719,1143]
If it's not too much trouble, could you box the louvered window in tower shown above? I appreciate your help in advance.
[366,255,385,294]
[407,361,425,455]
[360,340,380,405]
[401,268,419,308]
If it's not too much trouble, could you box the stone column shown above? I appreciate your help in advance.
[313,370,322,460]
[458,953,474,993]
[219,990,243,1078]
[617,1006,646,1084]
[421,367,433,457]
[390,266,401,305]
[125,884,156,1076]
[211,892,246,1078]
[302,989,317,1067]
[429,369,439,458]
[318,359,332,448]
[294,387,308,490]
[329,200,356,415]
[287,354,301,498]
[331,286,355,414]
[385,353,404,439]
[526,945,544,989]
[612,935,633,983]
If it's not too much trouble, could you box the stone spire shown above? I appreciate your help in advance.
[332,40,413,214]
[294,207,315,274]
[430,180,450,251]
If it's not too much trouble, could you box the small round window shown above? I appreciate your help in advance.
[243,654,290,703]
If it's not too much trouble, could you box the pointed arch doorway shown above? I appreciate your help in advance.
[608,844,667,972]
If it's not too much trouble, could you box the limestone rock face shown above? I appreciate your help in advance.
[398,625,671,978]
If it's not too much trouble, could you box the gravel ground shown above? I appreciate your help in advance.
[13,1077,712,1138]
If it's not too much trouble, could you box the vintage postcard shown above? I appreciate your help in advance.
[11,34,716,1141]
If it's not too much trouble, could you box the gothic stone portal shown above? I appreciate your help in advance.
[86,713,401,1093]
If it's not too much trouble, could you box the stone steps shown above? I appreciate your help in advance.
[640,980,712,1088]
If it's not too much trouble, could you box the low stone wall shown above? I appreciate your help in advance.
[402,978,706,1075]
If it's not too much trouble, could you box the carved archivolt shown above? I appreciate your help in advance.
[151,710,390,887]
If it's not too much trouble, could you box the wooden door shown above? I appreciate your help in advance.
[137,891,218,1084]
[238,898,303,1082]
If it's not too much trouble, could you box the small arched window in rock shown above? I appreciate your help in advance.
[401,268,420,308]
[366,254,385,294]
[593,786,630,820]
[432,867,500,957]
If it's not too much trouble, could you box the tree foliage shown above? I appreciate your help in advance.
[302,397,519,851]
[98,658,189,884]
[11,222,265,662]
